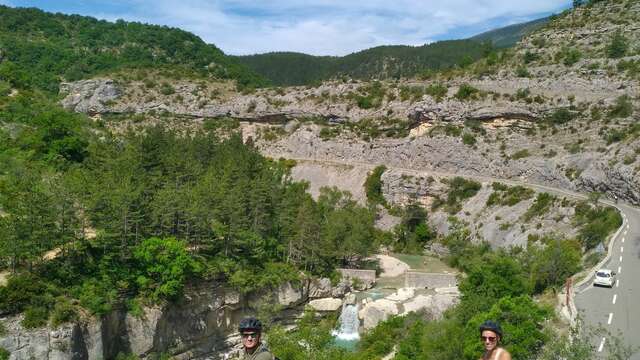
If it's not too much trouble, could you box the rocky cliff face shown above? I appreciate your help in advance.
[58,68,640,207]
[0,278,346,360]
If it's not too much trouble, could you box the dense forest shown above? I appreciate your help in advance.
[0,5,267,92]
[236,40,493,86]
[0,91,389,321]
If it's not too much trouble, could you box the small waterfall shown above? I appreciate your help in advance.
[332,303,360,341]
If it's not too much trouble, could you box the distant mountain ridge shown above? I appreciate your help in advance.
[236,17,549,86]
[470,17,550,48]
[235,40,492,86]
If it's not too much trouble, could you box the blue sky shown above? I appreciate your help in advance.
[1,1,571,56]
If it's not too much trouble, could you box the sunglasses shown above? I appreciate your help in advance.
[242,333,259,339]
[481,336,497,342]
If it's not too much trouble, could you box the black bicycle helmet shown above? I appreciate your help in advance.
[238,317,262,332]
[479,320,503,338]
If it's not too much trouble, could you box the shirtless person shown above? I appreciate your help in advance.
[479,320,511,360]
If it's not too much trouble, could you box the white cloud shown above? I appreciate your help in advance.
[12,0,571,55]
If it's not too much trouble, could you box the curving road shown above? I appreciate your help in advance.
[575,203,640,358]
[282,156,640,357]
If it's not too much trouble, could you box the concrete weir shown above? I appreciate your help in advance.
[404,272,457,289]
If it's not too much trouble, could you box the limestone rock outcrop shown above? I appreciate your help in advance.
[308,298,343,312]
[60,79,120,114]
[0,278,349,360]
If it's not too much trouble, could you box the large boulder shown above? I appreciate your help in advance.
[401,293,459,319]
[386,288,415,302]
[359,299,399,330]
[307,278,333,299]
[276,282,304,307]
[308,298,343,312]
[331,280,351,298]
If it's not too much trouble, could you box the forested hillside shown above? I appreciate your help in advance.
[0,94,383,322]
[235,15,551,86]
[0,5,267,92]
[236,40,492,86]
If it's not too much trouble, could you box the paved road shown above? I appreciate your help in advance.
[284,157,640,357]
[575,203,640,358]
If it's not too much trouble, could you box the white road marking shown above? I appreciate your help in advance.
[622,237,625,243]
[620,255,623,262]
[618,266,622,274]
[621,246,624,253]
[616,279,620,288]
[608,313,613,325]
[598,337,606,352]
[613,294,617,304]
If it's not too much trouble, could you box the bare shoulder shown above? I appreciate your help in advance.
[500,348,512,360]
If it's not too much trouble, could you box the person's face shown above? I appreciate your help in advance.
[481,330,499,351]
[242,331,261,350]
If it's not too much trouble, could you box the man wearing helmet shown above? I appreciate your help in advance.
[238,317,275,360]
[479,320,511,360]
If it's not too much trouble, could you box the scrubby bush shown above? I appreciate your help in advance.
[319,126,341,140]
[510,149,530,160]
[393,203,435,253]
[0,347,9,360]
[608,95,633,119]
[443,177,482,213]
[399,85,425,102]
[76,278,117,315]
[524,193,555,221]
[574,203,622,249]
[159,82,175,95]
[516,66,530,78]
[455,84,480,101]
[462,133,476,146]
[607,30,629,59]
[354,81,386,108]
[50,297,78,327]
[547,108,575,125]
[425,83,448,102]
[486,183,534,207]
[605,128,626,144]
[529,238,582,293]
[523,51,539,64]
[0,274,55,315]
[364,165,387,205]
[563,48,582,66]
[22,306,49,328]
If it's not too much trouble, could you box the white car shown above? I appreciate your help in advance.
[593,269,616,288]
